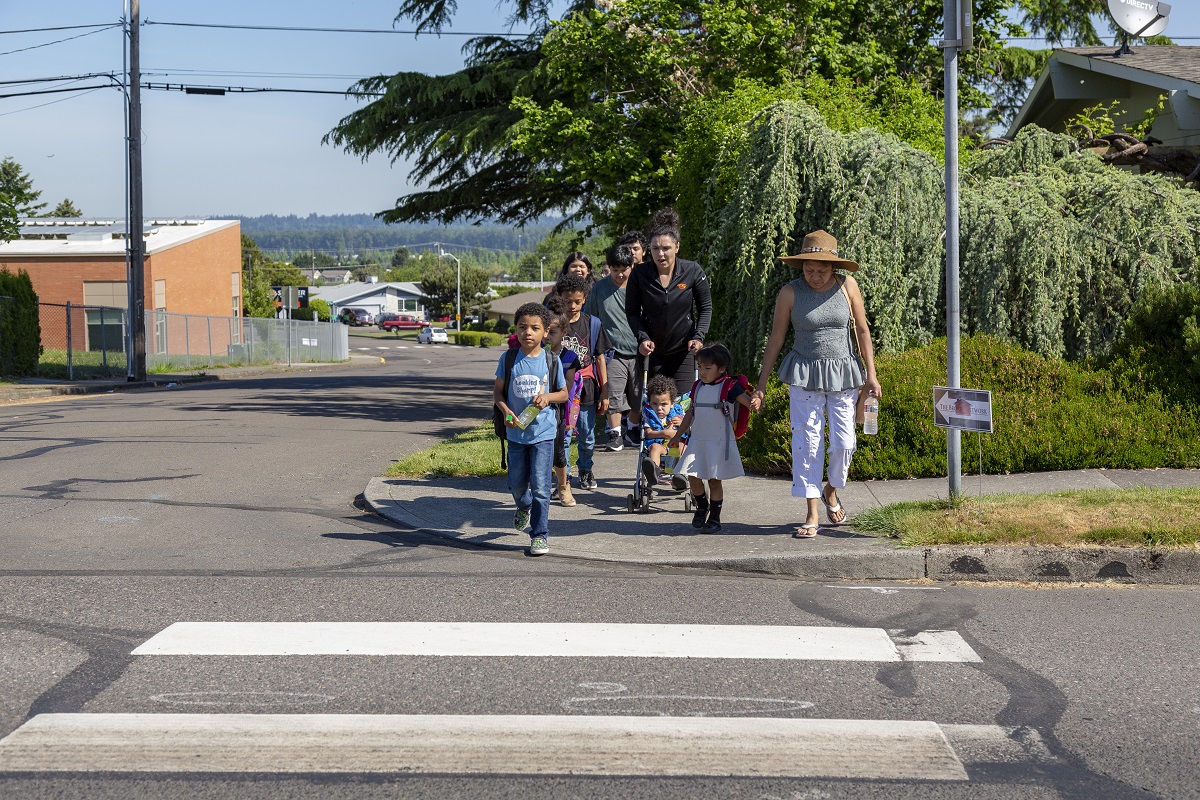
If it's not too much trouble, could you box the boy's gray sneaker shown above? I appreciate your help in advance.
[579,470,597,490]
[514,508,531,531]
[529,535,549,555]
[604,430,624,451]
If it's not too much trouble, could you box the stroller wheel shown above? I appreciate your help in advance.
[683,493,693,512]
[640,491,651,512]
[626,494,635,513]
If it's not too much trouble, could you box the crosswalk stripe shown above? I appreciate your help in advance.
[0,714,970,779]
[130,622,981,662]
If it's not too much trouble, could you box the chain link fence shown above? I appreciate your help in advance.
[36,303,349,380]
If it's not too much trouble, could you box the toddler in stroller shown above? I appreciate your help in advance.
[627,373,693,512]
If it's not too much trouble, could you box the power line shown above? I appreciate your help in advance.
[0,83,118,100]
[142,82,382,97]
[0,23,117,35]
[0,85,109,117]
[0,23,121,57]
[0,72,119,87]
[143,19,531,38]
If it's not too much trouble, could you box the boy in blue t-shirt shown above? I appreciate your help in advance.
[493,303,567,555]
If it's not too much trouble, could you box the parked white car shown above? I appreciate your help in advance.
[417,326,449,344]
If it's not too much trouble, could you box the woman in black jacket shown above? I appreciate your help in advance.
[625,208,712,397]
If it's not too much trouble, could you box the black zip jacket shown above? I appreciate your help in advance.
[625,257,712,353]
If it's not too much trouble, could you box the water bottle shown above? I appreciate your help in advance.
[514,381,544,429]
[862,393,879,435]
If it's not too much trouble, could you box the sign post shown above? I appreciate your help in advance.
[934,386,993,510]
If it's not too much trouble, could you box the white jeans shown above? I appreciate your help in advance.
[789,386,858,499]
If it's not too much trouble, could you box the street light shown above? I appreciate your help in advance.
[540,256,545,291]
[439,246,461,330]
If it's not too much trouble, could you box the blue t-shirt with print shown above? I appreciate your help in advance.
[496,349,565,445]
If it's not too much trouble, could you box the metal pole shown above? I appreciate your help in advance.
[101,309,108,372]
[540,256,545,291]
[126,0,146,381]
[66,301,73,381]
[207,316,213,367]
[184,315,190,369]
[943,0,962,501]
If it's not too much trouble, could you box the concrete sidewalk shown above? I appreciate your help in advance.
[364,454,1200,584]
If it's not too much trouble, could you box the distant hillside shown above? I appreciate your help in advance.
[232,213,561,256]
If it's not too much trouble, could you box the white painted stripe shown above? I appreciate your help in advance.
[375,346,389,350]
[131,622,980,662]
[890,630,983,663]
[0,714,969,779]
[395,345,408,349]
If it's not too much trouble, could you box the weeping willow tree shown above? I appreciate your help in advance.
[701,102,1200,373]
[704,100,943,373]
[962,127,1200,358]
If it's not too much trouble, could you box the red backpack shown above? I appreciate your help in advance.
[689,374,754,439]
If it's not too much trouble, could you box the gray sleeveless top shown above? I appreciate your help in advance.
[777,277,865,392]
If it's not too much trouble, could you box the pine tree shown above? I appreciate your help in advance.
[0,158,47,217]
[51,198,82,218]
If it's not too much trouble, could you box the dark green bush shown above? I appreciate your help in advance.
[289,307,318,321]
[455,331,504,347]
[1102,282,1200,408]
[0,268,41,377]
[494,318,510,335]
[741,335,1200,479]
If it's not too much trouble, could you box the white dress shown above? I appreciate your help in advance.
[675,382,745,481]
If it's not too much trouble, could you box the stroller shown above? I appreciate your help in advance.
[626,362,696,514]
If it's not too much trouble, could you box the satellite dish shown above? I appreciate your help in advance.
[1108,0,1171,38]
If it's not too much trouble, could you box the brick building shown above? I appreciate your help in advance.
[0,218,242,353]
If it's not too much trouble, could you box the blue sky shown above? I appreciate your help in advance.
[1,1,1195,219]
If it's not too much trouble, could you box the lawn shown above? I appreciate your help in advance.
[387,422,578,478]
[854,488,1200,549]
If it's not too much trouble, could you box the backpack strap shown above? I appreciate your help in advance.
[502,346,519,394]
[544,348,561,393]
[588,315,602,361]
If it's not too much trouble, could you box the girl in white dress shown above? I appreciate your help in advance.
[669,343,754,533]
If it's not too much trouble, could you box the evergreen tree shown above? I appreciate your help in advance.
[0,157,46,217]
[51,198,83,218]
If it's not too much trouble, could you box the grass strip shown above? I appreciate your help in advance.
[854,487,1200,549]
[386,422,582,479]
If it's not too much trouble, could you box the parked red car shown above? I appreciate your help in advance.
[379,313,423,332]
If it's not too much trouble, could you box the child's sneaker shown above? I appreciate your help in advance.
[604,430,624,451]
[529,535,549,555]
[671,473,690,492]
[579,470,597,490]
[514,508,531,532]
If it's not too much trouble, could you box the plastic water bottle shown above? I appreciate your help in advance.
[514,381,544,429]
[862,394,879,435]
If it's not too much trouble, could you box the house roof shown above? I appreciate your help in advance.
[0,218,239,257]
[483,288,551,318]
[310,281,424,305]
[1007,46,1200,139]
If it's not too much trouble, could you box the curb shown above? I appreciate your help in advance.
[0,374,217,404]
[363,478,1200,585]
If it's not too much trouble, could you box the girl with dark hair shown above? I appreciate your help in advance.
[560,251,595,286]
[625,208,713,397]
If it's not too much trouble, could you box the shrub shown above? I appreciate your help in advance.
[0,268,41,377]
[741,335,1200,479]
[289,307,318,321]
[495,318,510,335]
[455,331,504,347]
[1103,282,1200,408]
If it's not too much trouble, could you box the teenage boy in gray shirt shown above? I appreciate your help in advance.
[586,243,642,451]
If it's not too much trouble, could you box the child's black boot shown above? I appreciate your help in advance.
[701,500,723,534]
[690,494,709,528]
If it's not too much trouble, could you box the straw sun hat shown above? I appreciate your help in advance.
[778,230,859,272]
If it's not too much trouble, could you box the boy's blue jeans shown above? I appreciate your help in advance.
[507,438,554,537]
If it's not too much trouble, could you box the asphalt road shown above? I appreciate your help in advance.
[1,338,1198,799]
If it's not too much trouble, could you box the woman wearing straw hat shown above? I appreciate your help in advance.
[750,230,881,538]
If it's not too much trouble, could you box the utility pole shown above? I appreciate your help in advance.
[942,0,971,500]
[439,246,462,330]
[126,0,146,381]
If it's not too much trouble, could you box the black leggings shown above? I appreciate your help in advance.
[553,409,568,469]
[649,349,697,398]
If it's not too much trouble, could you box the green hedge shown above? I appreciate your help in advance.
[0,268,41,377]
[741,335,1200,479]
[1103,282,1200,408]
[455,331,504,347]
